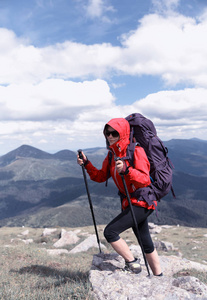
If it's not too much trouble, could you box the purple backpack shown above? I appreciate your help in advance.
[124,113,175,206]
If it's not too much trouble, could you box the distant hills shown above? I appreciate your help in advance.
[0,139,206,228]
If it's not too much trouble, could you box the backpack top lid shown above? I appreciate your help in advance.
[126,113,157,138]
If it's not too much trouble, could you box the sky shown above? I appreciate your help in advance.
[0,0,207,155]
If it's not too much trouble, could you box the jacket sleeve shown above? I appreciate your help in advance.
[84,154,110,183]
[125,146,151,188]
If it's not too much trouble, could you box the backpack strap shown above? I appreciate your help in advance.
[123,125,141,167]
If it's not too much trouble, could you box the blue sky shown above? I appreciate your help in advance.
[0,0,207,154]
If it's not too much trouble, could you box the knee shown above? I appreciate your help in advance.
[143,243,154,254]
[104,225,119,243]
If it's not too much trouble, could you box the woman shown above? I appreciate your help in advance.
[77,118,162,276]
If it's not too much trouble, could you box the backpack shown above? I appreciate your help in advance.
[107,113,175,207]
[124,113,175,205]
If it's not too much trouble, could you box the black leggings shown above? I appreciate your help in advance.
[104,206,154,254]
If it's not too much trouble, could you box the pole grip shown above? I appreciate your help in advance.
[78,149,83,159]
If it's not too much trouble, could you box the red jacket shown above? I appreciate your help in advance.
[85,118,156,210]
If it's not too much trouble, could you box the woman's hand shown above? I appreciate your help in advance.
[77,151,87,166]
[115,159,124,174]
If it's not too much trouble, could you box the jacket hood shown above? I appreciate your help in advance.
[103,118,130,155]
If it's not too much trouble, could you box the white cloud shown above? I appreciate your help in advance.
[119,13,207,86]
[0,6,207,154]
[1,11,207,88]
[85,0,115,19]
[1,84,206,154]
[134,88,207,120]
[129,87,207,141]
[152,0,180,13]
[86,0,105,18]
[0,79,114,120]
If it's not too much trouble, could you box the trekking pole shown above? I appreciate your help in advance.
[78,150,102,253]
[116,159,150,276]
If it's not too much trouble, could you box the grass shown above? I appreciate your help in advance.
[0,227,96,300]
[0,224,206,299]
[0,246,92,299]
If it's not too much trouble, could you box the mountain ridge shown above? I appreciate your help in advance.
[0,139,206,228]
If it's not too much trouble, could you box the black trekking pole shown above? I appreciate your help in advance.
[78,150,102,253]
[117,159,150,276]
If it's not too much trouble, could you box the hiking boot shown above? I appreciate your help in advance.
[124,258,142,274]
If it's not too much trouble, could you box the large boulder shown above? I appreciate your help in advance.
[89,253,207,299]
[69,234,106,253]
[53,229,80,248]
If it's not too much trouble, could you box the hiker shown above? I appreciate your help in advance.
[77,118,162,276]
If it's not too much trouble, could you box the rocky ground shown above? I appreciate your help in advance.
[90,252,207,299]
[0,223,207,299]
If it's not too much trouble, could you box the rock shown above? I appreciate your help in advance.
[89,253,207,300]
[69,234,106,254]
[53,229,80,248]
[46,249,69,256]
[42,228,57,236]
[128,245,143,261]
[161,225,173,229]
[148,222,157,228]
[20,229,29,236]
[11,238,33,244]
[21,239,33,244]
[154,240,176,251]
[172,276,207,295]
[160,255,207,276]
[148,223,162,234]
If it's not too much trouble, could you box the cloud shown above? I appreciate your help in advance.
[152,0,180,13]
[0,84,206,153]
[85,0,115,19]
[0,5,207,154]
[130,87,207,140]
[0,79,114,120]
[1,10,207,88]
[119,13,207,87]
[86,0,105,18]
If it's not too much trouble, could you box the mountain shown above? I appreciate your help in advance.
[0,140,206,228]
[0,145,53,167]
[165,139,207,176]
[53,150,76,160]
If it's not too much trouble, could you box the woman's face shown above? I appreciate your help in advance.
[105,126,120,145]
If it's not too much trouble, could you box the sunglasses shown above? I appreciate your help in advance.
[105,130,119,138]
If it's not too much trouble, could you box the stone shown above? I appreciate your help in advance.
[154,240,176,251]
[161,225,173,229]
[21,239,33,244]
[20,229,29,236]
[53,229,80,248]
[69,234,106,254]
[89,253,207,300]
[148,223,162,234]
[42,228,57,236]
[172,276,207,295]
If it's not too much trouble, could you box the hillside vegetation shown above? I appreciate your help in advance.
[0,139,206,228]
